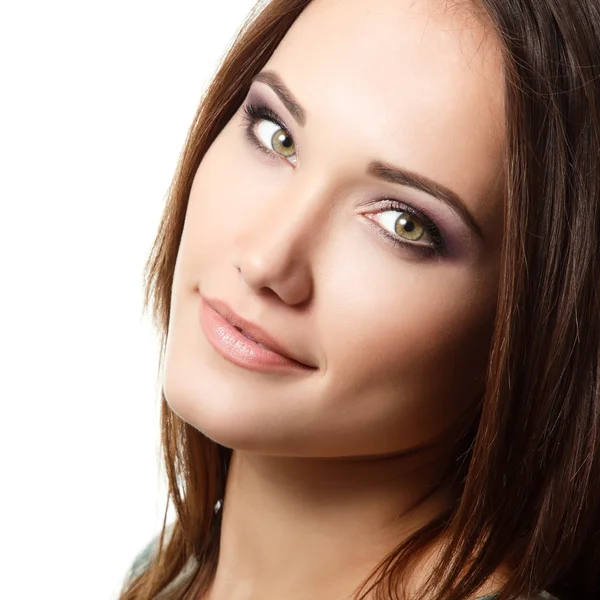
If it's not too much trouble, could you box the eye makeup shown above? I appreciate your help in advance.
[239,95,449,258]
[240,101,297,164]
[367,199,446,256]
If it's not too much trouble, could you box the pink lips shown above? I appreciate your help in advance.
[199,296,316,373]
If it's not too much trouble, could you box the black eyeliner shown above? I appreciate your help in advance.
[240,102,294,164]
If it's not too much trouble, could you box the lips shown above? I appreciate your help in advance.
[235,328,269,349]
[202,296,316,368]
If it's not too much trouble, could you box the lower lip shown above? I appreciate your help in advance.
[199,298,315,373]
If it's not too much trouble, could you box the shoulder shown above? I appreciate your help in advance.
[121,523,176,587]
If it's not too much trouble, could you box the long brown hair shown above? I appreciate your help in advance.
[118,1,600,599]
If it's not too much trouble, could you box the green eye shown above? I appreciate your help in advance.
[395,213,424,241]
[241,102,298,164]
[257,120,297,161]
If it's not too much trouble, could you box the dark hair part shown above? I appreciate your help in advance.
[119,1,600,599]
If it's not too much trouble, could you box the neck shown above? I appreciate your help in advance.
[206,441,460,600]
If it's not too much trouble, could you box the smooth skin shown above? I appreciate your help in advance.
[163,0,507,598]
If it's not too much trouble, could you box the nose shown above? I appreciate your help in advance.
[231,180,333,305]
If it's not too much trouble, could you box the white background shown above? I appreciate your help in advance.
[0,1,258,597]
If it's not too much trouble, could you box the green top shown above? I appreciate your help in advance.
[122,529,560,600]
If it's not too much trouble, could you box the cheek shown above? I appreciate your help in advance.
[318,248,496,444]
[182,123,265,263]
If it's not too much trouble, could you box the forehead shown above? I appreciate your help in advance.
[261,0,506,238]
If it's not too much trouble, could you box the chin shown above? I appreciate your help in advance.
[161,325,329,454]
[160,354,294,454]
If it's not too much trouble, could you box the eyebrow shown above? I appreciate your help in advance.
[251,70,484,241]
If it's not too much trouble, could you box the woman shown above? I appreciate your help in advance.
[119,0,600,599]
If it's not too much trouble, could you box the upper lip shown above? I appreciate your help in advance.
[203,296,316,368]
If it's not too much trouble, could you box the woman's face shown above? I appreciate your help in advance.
[163,0,506,458]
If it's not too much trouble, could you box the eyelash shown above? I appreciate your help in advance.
[240,101,447,257]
